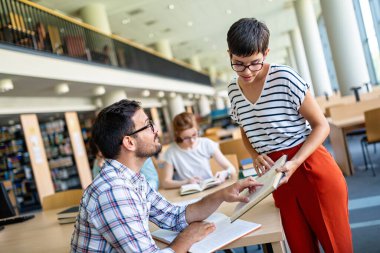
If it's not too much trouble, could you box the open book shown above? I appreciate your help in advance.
[151,212,261,253]
[231,155,287,222]
[180,177,221,196]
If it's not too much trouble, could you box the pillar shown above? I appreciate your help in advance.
[320,0,370,96]
[155,39,173,59]
[215,96,225,110]
[208,66,217,85]
[294,0,332,96]
[198,95,211,117]
[102,90,127,107]
[168,94,185,119]
[189,55,202,71]
[79,3,111,33]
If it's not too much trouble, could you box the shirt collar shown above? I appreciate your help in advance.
[105,159,145,186]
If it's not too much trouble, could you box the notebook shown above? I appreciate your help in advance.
[231,155,287,222]
[151,212,261,253]
[57,206,79,224]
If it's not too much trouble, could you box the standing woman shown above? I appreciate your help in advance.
[226,18,352,253]
[161,112,236,189]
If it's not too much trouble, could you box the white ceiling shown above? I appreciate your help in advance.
[31,0,320,74]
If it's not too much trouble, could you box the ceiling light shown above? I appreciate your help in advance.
[0,79,14,93]
[122,18,131,24]
[93,86,106,96]
[54,83,69,95]
[212,44,217,50]
[148,33,155,38]
[142,90,150,97]
[187,21,193,27]
[157,91,165,98]
[195,94,200,99]
[188,94,194,99]
[226,9,232,14]
[203,37,209,42]
[169,92,176,98]
[168,4,175,10]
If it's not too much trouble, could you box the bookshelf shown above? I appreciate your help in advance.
[39,118,81,192]
[0,124,41,213]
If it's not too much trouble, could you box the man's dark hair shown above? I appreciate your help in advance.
[92,99,141,159]
[227,18,270,57]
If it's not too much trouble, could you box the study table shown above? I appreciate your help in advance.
[156,182,286,252]
[0,182,285,252]
[329,115,365,176]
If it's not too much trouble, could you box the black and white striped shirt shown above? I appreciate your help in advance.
[228,64,311,155]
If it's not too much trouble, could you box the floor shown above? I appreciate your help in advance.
[218,134,380,253]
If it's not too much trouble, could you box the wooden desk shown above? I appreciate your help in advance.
[0,208,73,253]
[0,183,285,253]
[157,182,285,252]
[329,116,365,176]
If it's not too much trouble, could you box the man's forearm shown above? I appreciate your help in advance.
[185,190,224,223]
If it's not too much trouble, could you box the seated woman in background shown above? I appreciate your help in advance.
[161,112,237,189]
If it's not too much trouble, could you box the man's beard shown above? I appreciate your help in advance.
[135,135,162,158]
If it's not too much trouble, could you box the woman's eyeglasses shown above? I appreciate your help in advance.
[230,61,264,72]
[179,131,199,143]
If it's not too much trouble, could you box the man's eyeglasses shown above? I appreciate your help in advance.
[230,61,264,72]
[120,120,155,144]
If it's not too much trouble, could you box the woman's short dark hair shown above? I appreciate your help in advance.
[91,99,141,159]
[227,18,270,57]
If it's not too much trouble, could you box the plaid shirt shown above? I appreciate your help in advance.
[71,159,188,252]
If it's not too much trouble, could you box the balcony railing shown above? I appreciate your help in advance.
[0,0,211,86]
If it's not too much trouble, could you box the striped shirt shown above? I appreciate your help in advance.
[228,64,311,154]
[71,159,187,253]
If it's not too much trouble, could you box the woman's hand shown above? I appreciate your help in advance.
[253,154,274,176]
[187,177,201,184]
[215,170,229,182]
[276,160,299,186]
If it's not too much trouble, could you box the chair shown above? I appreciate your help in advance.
[219,138,251,163]
[42,189,83,211]
[360,108,380,176]
[209,154,239,178]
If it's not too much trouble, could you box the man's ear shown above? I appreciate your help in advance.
[121,136,137,152]
[227,49,232,59]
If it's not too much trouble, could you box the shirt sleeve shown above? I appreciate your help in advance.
[90,185,174,253]
[202,138,219,157]
[287,68,310,110]
[147,186,188,232]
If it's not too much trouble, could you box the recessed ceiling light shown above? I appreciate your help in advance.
[148,33,155,38]
[93,86,106,96]
[212,44,217,50]
[194,94,200,99]
[54,83,69,95]
[122,18,131,24]
[187,21,193,27]
[0,79,14,93]
[188,94,194,99]
[157,91,165,98]
[168,4,175,10]
[169,92,176,98]
[203,37,209,42]
[142,90,150,97]
[226,9,232,14]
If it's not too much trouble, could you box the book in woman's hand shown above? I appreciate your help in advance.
[230,155,287,222]
[180,177,221,196]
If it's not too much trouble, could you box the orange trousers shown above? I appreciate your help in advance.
[269,144,353,253]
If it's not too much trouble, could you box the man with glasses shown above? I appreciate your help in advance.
[71,99,261,253]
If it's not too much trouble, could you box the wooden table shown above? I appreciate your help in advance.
[329,116,365,176]
[156,182,285,252]
[0,182,285,253]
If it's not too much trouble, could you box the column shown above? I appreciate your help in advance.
[289,29,315,95]
[198,95,211,117]
[155,39,173,59]
[320,0,370,96]
[208,66,217,85]
[79,3,111,33]
[168,94,185,119]
[102,90,127,107]
[294,0,332,96]
[189,55,202,71]
[286,47,298,71]
[215,96,225,110]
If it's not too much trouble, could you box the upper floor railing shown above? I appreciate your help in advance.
[0,0,211,86]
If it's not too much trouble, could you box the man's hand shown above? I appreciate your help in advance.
[221,177,263,203]
[170,222,216,253]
